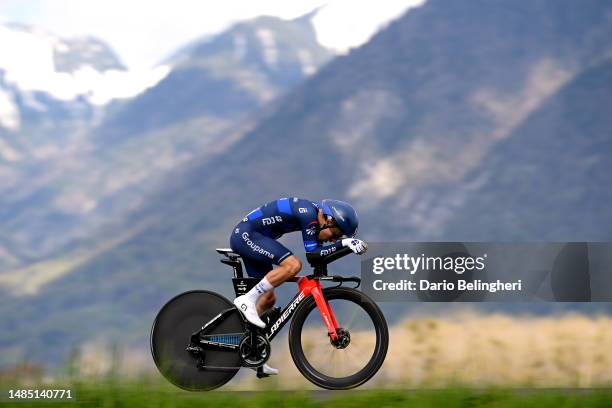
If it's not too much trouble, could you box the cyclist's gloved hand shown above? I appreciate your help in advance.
[342,238,368,254]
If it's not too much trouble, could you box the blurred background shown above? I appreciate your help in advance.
[1,0,611,391]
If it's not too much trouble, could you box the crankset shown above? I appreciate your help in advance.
[239,333,271,367]
[187,330,270,370]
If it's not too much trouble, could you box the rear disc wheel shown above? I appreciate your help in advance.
[150,290,244,391]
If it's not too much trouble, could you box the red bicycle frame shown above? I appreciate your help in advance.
[298,276,340,340]
[264,276,339,341]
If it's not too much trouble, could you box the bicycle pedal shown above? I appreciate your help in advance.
[256,367,270,379]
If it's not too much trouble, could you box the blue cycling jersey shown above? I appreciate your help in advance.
[240,197,322,251]
[229,197,344,278]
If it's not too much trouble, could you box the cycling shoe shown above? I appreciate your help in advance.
[233,295,266,328]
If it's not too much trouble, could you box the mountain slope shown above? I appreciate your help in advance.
[97,14,332,141]
[2,0,612,368]
[115,0,612,240]
[440,58,612,240]
[0,14,332,273]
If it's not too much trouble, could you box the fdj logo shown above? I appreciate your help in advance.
[320,246,337,256]
[262,216,283,226]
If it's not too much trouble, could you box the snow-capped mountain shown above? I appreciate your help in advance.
[0,23,169,132]
[0,13,333,277]
[98,14,333,141]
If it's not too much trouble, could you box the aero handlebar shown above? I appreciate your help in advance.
[306,245,353,267]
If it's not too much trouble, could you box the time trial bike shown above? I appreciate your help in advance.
[150,245,388,390]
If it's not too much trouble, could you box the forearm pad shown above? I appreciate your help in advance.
[305,241,344,264]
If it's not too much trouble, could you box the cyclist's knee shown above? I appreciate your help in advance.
[282,256,302,277]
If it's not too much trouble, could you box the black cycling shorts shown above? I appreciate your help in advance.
[229,223,293,278]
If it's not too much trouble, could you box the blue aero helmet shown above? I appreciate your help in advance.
[320,199,359,238]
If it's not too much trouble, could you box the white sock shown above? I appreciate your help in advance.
[244,277,274,303]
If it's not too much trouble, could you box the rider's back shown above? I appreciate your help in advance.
[239,197,320,250]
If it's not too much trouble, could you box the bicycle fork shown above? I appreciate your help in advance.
[298,277,340,341]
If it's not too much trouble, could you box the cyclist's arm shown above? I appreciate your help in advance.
[305,241,344,264]
[300,218,345,263]
[301,219,322,252]
[295,201,345,262]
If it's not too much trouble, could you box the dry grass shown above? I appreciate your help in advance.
[258,312,612,389]
[375,312,612,388]
[12,313,610,390]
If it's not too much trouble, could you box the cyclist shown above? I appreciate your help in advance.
[230,198,367,375]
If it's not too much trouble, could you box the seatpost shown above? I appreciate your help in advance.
[220,256,243,278]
